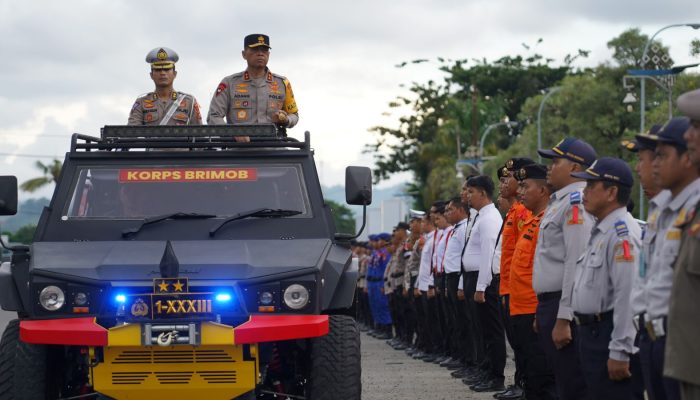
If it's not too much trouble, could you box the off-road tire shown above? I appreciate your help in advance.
[0,319,48,400]
[308,315,361,400]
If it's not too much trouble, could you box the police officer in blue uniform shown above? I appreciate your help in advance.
[367,233,393,339]
[570,157,642,399]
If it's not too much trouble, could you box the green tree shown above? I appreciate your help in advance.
[20,159,63,193]
[5,224,36,244]
[606,28,672,68]
[325,200,356,234]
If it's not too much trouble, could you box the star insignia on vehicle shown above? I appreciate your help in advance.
[158,281,169,292]
[173,280,184,292]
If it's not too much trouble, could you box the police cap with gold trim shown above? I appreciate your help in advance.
[515,163,547,181]
[245,34,271,49]
[146,47,178,69]
[538,137,597,167]
[571,157,634,187]
[620,124,661,153]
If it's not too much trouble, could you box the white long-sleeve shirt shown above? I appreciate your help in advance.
[462,203,503,291]
[417,231,436,291]
[442,217,469,274]
[432,227,451,274]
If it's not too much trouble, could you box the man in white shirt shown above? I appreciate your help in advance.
[442,197,471,369]
[462,175,506,392]
[429,202,452,363]
[413,213,439,360]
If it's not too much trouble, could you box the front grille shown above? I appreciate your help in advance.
[111,372,151,385]
[199,371,237,384]
[113,349,235,364]
[154,371,193,385]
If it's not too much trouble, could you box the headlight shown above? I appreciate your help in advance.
[259,291,274,305]
[283,284,309,310]
[39,286,65,311]
[74,292,88,306]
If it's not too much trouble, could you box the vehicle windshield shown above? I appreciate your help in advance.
[63,164,310,219]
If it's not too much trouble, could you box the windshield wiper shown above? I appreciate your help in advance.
[122,212,218,238]
[209,208,302,237]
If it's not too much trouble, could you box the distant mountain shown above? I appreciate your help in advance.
[0,197,49,233]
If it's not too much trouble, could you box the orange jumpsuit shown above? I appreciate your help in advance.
[499,202,531,296]
[509,210,543,316]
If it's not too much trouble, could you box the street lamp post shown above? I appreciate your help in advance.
[479,121,518,172]
[537,87,562,163]
[639,23,700,135]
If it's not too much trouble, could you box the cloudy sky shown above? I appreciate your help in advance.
[2,0,700,200]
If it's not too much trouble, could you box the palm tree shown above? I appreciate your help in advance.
[20,159,63,193]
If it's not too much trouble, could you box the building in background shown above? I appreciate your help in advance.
[355,197,410,240]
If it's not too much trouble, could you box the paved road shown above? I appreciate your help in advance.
[361,332,515,400]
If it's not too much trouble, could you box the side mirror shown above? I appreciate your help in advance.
[345,166,372,206]
[0,176,18,216]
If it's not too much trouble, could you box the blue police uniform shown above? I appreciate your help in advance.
[367,234,393,329]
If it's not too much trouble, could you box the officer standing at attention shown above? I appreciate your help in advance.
[509,163,557,400]
[621,123,668,400]
[207,34,299,140]
[636,117,700,400]
[128,47,202,126]
[534,137,596,400]
[570,157,641,399]
[665,89,700,400]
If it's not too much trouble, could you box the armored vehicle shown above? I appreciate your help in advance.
[0,124,370,399]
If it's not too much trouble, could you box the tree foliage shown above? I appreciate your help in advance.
[325,199,356,234]
[20,159,62,193]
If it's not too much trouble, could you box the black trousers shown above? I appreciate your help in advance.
[511,313,557,400]
[421,291,441,353]
[638,323,681,400]
[434,274,449,354]
[404,276,418,346]
[390,286,404,339]
[501,294,524,386]
[536,294,588,400]
[576,317,633,400]
[477,275,506,380]
[415,289,428,351]
[446,272,466,361]
[463,271,485,366]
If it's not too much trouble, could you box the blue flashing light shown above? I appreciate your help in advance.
[115,294,127,303]
[215,293,232,302]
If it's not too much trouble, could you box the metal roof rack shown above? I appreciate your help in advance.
[70,125,310,153]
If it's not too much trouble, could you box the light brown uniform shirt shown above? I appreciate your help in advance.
[128,91,202,126]
[207,69,299,128]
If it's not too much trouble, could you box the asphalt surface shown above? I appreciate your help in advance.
[361,331,516,400]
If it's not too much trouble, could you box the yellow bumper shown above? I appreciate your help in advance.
[92,322,258,400]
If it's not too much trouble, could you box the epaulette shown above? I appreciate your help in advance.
[614,220,629,237]
[570,191,582,205]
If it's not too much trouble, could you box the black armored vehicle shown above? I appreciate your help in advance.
[0,125,370,400]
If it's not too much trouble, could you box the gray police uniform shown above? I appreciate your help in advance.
[207,70,299,127]
[128,91,202,126]
[572,207,641,398]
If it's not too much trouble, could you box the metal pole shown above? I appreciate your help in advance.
[537,87,562,163]
[638,23,699,220]
[479,123,501,173]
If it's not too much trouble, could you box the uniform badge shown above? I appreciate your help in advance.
[179,99,188,108]
[132,101,140,110]
[614,240,634,262]
[666,228,681,241]
[156,48,168,60]
[145,113,153,122]
[243,71,251,81]
[216,83,227,96]
[143,100,155,109]
[174,113,188,121]
[131,298,149,317]
[269,81,281,94]
[236,110,248,120]
[689,221,700,237]
[517,219,524,231]
[567,207,583,225]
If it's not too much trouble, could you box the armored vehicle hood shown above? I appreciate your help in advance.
[30,239,331,282]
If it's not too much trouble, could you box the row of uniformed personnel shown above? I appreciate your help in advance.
[354,87,700,400]
[127,34,299,133]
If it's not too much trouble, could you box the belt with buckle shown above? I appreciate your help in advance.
[574,310,613,326]
[536,291,562,302]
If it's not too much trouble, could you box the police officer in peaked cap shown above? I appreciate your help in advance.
[570,157,641,399]
[207,34,299,142]
[128,47,202,126]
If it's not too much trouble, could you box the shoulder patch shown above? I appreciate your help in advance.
[570,191,582,205]
[614,220,629,237]
[689,221,700,237]
[216,82,227,96]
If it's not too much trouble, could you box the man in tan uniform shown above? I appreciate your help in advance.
[207,34,299,130]
[128,47,202,126]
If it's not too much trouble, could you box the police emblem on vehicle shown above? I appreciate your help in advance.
[124,278,216,320]
[130,298,149,317]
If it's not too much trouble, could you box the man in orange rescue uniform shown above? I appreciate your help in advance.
[509,163,557,400]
